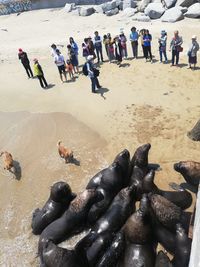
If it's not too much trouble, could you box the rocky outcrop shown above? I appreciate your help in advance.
[185,3,200,17]
[105,7,119,15]
[138,0,151,12]
[64,3,76,12]
[132,12,151,21]
[101,0,117,12]
[0,0,31,15]
[161,6,184,21]
[163,0,177,8]
[122,7,137,16]
[176,0,197,7]
[123,0,137,9]
[144,3,165,19]
[79,6,95,16]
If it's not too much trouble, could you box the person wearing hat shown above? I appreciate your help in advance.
[169,30,183,67]
[130,27,139,59]
[86,55,101,93]
[94,31,104,63]
[54,49,67,83]
[33,59,48,89]
[18,48,33,78]
[158,30,168,63]
[187,35,199,70]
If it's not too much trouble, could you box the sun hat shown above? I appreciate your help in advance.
[192,35,197,39]
[33,58,38,62]
[87,55,94,61]
[161,30,166,34]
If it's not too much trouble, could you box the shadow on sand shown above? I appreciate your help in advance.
[95,87,109,100]
[12,160,22,180]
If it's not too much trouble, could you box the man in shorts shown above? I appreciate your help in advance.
[54,49,67,82]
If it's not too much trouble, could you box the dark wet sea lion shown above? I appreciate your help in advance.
[172,224,192,267]
[131,143,151,169]
[174,161,200,188]
[123,194,152,245]
[155,251,172,267]
[121,243,156,267]
[41,240,89,267]
[113,149,131,185]
[31,181,76,235]
[149,194,182,231]
[91,185,136,235]
[38,189,103,263]
[96,231,125,267]
[142,170,192,210]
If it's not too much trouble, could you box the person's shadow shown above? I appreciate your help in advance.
[45,84,55,90]
[95,87,109,100]
[70,157,81,166]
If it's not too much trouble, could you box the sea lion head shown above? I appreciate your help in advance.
[132,143,151,168]
[114,149,130,164]
[50,181,73,202]
[139,194,150,215]
[142,170,156,193]
[120,184,137,200]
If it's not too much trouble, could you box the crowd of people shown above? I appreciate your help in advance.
[18,27,200,92]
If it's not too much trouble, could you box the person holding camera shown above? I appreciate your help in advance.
[86,55,101,93]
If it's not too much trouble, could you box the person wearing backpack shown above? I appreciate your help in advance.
[84,55,101,93]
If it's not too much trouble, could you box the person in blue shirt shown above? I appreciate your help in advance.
[158,30,168,63]
[94,31,104,63]
[130,27,139,58]
[143,29,153,63]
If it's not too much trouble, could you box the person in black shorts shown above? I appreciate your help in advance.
[54,49,67,82]
[18,48,33,78]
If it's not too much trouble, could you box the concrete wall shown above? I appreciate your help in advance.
[189,184,200,267]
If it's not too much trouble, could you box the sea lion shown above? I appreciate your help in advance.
[174,161,200,188]
[113,149,131,185]
[149,194,182,231]
[31,181,76,235]
[41,240,89,267]
[142,170,192,210]
[131,143,151,170]
[155,251,172,267]
[96,231,125,267]
[172,224,192,267]
[91,185,136,235]
[123,194,152,245]
[38,189,103,263]
[121,243,156,267]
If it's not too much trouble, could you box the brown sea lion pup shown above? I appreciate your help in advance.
[155,251,172,267]
[172,224,192,267]
[174,160,200,188]
[123,194,152,245]
[0,151,16,175]
[149,194,182,231]
[142,170,192,210]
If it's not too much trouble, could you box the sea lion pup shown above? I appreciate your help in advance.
[149,194,182,231]
[129,143,151,200]
[155,251,172,267]
[96,231,125,267]
[31,181,76,235]
[41,240,90,267]
[172,224,192,267]
[123,194,152,245]
[57,140,73,163]
[174,161,200,188]
[38,189,103,263]
[142,170,192,210]
[0,151,15,174]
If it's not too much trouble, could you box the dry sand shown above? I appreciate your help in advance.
[0,7,200,266]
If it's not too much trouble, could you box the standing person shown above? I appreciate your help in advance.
[107,34,115,63]
[103,34,109,58]
[94,31,104,63]
[86,55,101,93]
[33,58,48,89]
[88,36,96,60]
[187,35,199,70]
[66,60,74,80]
[54,49,67,83]
[114,36,123,67]
[51,44,57,57]
[18,48,33,78]
[67,44,79,74]
[130,27,139,59]
[170,30,183,67]
[69,37,79,65]
[158,30,168,63]
[82,41,89,61]
[139,29,146,58]
[119,30,128,59]
[143,29,153,63]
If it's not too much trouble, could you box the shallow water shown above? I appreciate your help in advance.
[0,111,108,266]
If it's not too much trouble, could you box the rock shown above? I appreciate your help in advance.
[122,7,137,16]
[123,0,137,9]
[163,0,177,8]
[177,6,188,13]
[176,0,197,8]
[138,0,151,12]
[101,1,117,12]
[105,7,119,16]
[64,3,75,13]
[161,6,184,22]
[144,3,165,19]
[185,3,200,18]
[95,5,104,13]
[133,13,151,21]
[79,7,95,16]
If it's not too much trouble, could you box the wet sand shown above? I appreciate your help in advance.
[0,7,200,266]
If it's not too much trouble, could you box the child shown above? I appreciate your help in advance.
[66,60,74,80]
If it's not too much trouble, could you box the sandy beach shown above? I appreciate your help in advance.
[0,7,200,266]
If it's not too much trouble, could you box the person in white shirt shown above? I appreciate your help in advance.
[86,55,101,93]
[54,49,67,82]
[51,44,57,57]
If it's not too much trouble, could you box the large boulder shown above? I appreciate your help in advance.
[101,0,117,12]
[138,0,151,12]
[94,5,104,13]
[176,0,197,7]
[123,0,137,9]
[79,7,95,16]
[161,6,184,22]
[163,0,177,8]
[105,7,119,16]
[133,12,151,21]
[64,3,75,12]
[177,6,188,13]
[144,3,165,19]
[185,3,200,18]
[122,7,137,16]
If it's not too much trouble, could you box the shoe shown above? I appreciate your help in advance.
[92,91,96,93]
[97,86,102,89]
[159,61,162,64]
[151,60,153,64]
[170,64,175,67]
